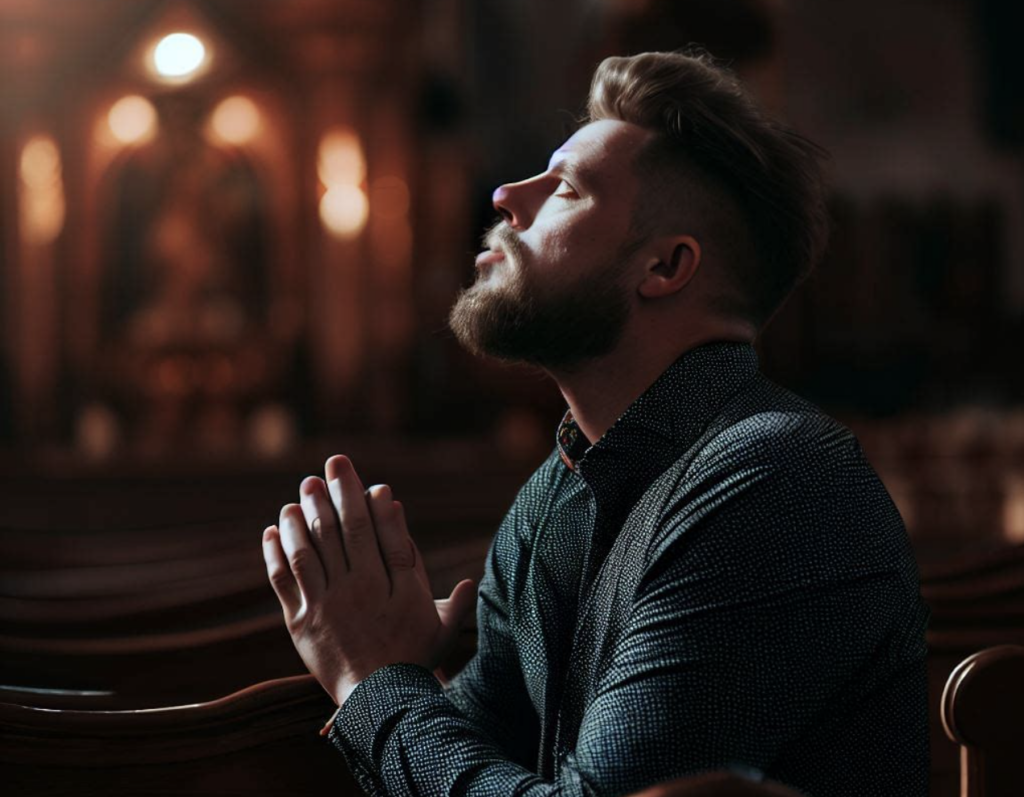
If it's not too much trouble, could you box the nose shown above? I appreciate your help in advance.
[492,176,545,230]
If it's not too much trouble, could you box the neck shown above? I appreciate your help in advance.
[548,322,754,446]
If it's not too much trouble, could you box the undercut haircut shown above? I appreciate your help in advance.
[587,50,831,330]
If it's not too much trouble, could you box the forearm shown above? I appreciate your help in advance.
[329,664,563,797]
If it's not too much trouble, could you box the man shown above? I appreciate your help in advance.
[262,51,930,796]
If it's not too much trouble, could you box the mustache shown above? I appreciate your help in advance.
[481,220,525,263]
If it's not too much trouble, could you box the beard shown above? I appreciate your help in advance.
[448,222,632,372]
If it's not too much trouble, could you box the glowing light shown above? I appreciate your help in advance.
[1005,476,1024,544]
[107,95,157,145]
[18,134,65,245]
[75,403,121,460]
[318,129,365,186]
[20,136,60,188]
[320,185,369,237]
[248,403,298,458]
[210,95,261,145]
[153,32,206,78]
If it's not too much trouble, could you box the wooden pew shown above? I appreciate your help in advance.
[941,645,1024,797]
[922,543,1024,797]
[0,531,488,709]
[0,674,353,797]
[0,612,306,709]
[1,673,806,797]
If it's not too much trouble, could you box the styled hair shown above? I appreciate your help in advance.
[587,50,831,330]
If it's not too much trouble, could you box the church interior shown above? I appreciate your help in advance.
[2,0,1023,794]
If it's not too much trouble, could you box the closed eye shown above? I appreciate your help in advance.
[553,178,578,198]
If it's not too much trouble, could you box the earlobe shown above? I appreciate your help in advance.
[638,236,701,299]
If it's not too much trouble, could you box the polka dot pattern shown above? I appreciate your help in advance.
[330,341,930,797]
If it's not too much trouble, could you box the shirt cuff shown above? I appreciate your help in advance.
[327,663,443,773]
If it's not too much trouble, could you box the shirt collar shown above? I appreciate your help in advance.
[555,341,760,511]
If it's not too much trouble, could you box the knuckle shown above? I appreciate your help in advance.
[383,543,416,570]
[287,547,315,572]
[344,515,373,538]
[269,566,293,588]
[285,609,309,634]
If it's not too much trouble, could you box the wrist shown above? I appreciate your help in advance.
[336,676,363,707]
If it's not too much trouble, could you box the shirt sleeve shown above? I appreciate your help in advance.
[327,421,928,796]
[440,529,541,769]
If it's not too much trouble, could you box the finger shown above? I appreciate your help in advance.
[366,486,416,591]
[278,503,327,600]
[437,579,477,633]
[394,500,431,592]
[325,455,387,579]
[431,578,478,663]
[300,476,348,581]
[262,526,303,621]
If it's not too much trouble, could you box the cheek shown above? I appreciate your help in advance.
[527,220,577,262]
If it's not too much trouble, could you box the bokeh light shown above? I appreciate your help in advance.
[19,135,60,189]
[18,134,65,245]
[319,184,369,237]
[107,95,157,145]
[153,32,206,78]
[209,95,261,145]
[317,128,365,186]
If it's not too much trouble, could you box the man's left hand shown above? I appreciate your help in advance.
[262,454,476,706]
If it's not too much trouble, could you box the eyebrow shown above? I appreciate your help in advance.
[547,153,594,191]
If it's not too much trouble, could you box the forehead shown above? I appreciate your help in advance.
[548,119,654,187]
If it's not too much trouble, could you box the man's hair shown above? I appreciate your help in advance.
[587,50,831,330]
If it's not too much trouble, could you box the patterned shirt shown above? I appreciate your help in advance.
[329,341,930,796]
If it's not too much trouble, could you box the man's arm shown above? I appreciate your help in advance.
[319,422,928,796]
[440,527,542,769]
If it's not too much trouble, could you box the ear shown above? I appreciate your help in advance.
[637,235,701,299]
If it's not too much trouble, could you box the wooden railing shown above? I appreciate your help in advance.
[0,675,351,796]
[941,645,1024,797]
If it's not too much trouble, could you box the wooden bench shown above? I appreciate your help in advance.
[922,541,1024,797]
[941,645,1024,797]
[0,674,353,796]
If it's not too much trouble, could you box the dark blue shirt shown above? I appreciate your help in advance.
[330,341,930,796]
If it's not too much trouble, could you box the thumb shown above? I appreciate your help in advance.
[436,578,477,644]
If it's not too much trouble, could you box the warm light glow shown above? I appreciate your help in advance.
[320,185,369,237]
[18,134,65,245]
[318,129,365,186]
[19,136,60,189]
[107,95,157,145]
[153,32,206,78]
[210,95,261,145]
[1005,476,1024,544]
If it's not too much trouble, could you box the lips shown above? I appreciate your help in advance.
[475,249,506,269]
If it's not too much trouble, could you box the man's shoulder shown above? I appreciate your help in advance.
[642,376,912,584]
[687,374,864,480]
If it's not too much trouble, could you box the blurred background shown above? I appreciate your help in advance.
[2,0,1024,575]
[3,5,1023,793]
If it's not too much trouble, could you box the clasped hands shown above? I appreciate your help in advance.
[262,455,476,707]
